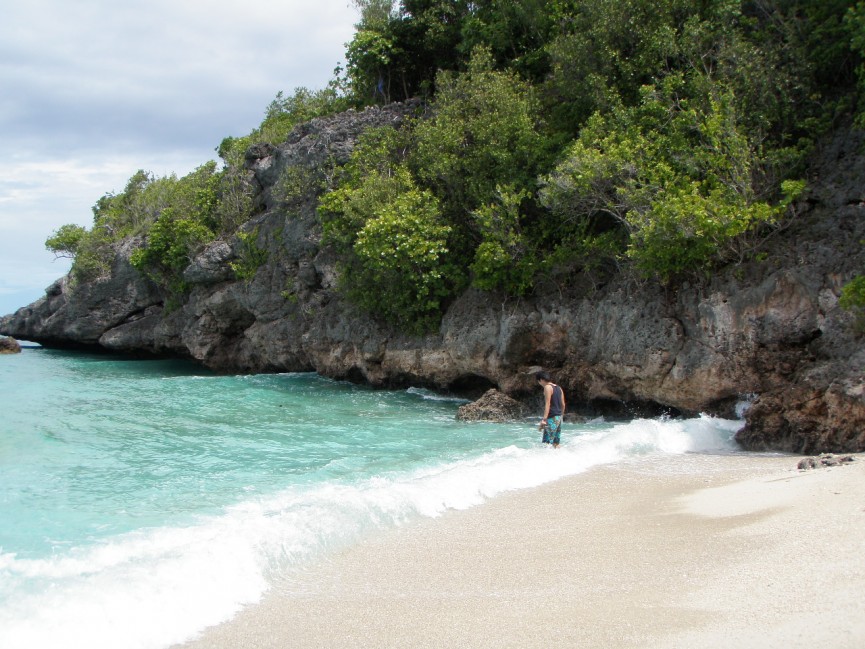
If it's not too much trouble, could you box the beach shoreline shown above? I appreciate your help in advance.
[176,452,865,649]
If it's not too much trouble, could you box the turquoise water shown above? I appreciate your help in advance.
[0,347,744,649]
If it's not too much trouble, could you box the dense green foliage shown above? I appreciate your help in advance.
[50,1,865,332]
[539,77,806,279]
[229,228,269,282]
[412,48,546,215]
[319,127,458,331]
[330,0,863,330]
[840,274,865,332]
[45,224,87,259]
[51,163,230,289]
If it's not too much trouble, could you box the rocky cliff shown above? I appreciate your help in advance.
[2,103,864,453]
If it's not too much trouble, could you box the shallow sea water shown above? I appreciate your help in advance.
[0,346,747,649]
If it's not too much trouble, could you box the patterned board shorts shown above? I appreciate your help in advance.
[542,415,562,445]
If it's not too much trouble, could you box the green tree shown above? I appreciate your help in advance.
[45,223,115,285]
[49,163,228,292]
[48,169,176,284]
[344,0,474,103]
[129,213,213,295]
[540,75,802,280]
[346,1,404,102]
[45,224,87,259]
[91,169,162,238]
[319,126,415,248]
[391,0,473,95]
[846,1,865,126]
[125,163,223,292]
[544,0,693,134]
[319,125,459,331]
[459,0,555,82]
[350,188,454,332]
[840,274,865,333]
[409,47,553,293]
[470,186,537,294]
[412,46,547,219]
[229,228,269,282]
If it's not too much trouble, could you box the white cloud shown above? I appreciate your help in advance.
[0,0,358,316]
[1,1,357,152]
[0,149,210,315]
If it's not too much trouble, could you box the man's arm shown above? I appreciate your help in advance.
[542,384,552,419]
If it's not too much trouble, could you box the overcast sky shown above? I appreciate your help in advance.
[0,0,358,316]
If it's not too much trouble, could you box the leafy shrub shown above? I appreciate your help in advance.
[319,126,416,248]
[45,224,87,259]
[117,164,221,293]
[320,127,458,333]
[51,163,225,294]
[349,188,454,333]
[840,274,865,333]
[273,165,318,206]
[412,46,547,218]
[64,227,118,285]
[469,186,536,294]
[229,228,269,281]
[129,213,213,294]
[846,2,865,127]
[540,76,800,281]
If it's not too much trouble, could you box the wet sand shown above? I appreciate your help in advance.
[177,453,865,648]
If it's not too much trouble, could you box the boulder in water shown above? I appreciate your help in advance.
[0,336,21,354]
[456,388,527,422]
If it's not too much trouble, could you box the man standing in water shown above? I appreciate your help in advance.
[535,371,566,448]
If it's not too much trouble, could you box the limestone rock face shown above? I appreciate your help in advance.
[2,106,864,453]
[736,380,865,454]
[1,238,163,350]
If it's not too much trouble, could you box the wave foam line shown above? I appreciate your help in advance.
[0,414,741,649]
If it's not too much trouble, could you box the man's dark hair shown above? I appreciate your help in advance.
[535,370,551,382]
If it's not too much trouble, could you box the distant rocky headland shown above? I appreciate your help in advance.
[2,103,864,454]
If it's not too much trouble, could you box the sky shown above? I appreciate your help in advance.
[0,0,358,316]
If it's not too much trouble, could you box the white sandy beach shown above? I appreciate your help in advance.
[177,453,865,649]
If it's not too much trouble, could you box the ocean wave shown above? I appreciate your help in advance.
[0,413,741,649]
[405,386,471,403]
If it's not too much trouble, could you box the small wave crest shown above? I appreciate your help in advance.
[0,414,741,649]
[405,387,470,403]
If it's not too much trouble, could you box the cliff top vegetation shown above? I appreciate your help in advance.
[46,0,865,333]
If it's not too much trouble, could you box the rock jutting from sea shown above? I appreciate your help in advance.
[0,336,21,354]
[1,102,864,454]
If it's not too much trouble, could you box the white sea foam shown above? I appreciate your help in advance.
[735,393,758,418]
[0,414,742,649]
[0,353,749,649]
[406,386,471,403]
